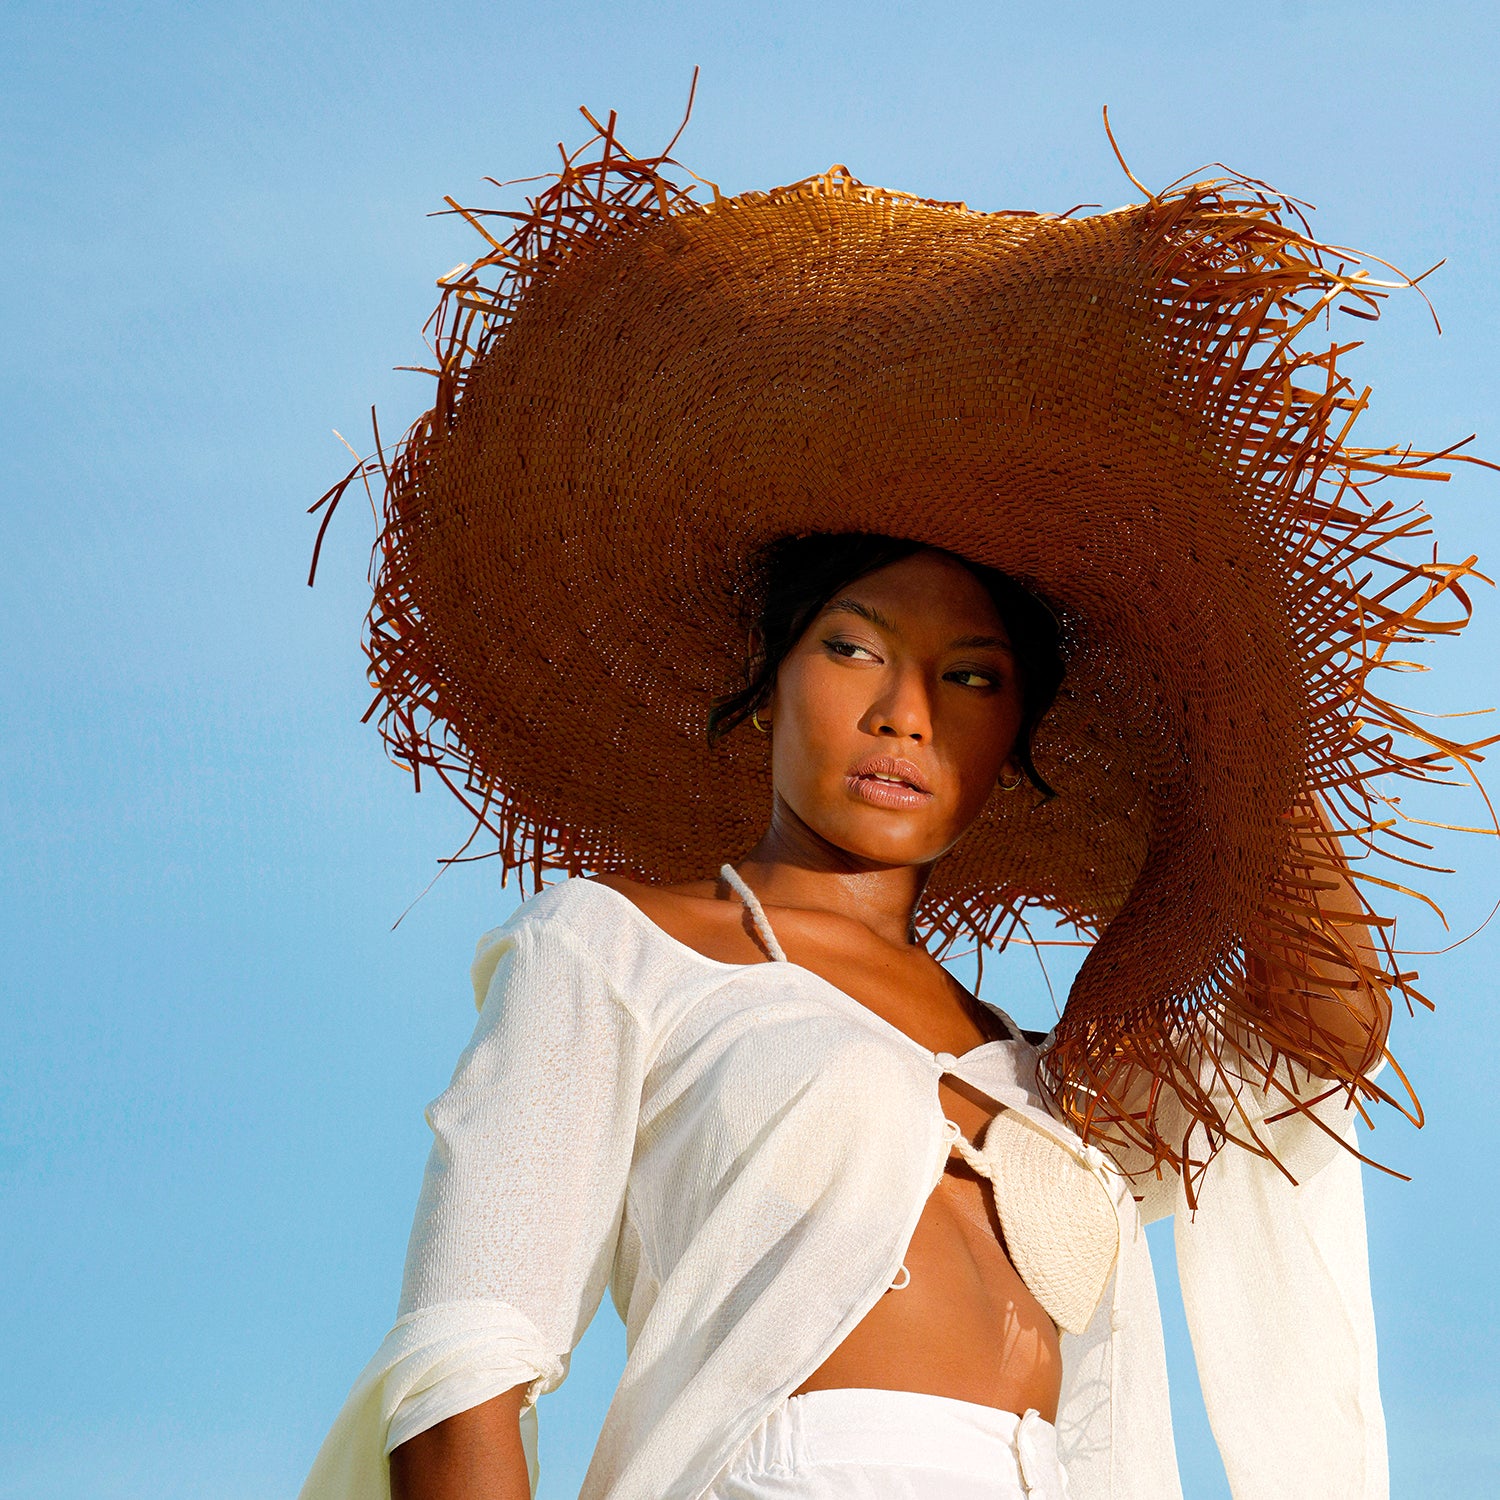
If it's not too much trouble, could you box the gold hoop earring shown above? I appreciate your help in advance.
[751,710,771,735]
[999,771,1024,792]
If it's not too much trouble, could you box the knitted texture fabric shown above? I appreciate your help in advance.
[298,880,1386,1500]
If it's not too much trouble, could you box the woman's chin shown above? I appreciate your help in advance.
[808,809,955,871]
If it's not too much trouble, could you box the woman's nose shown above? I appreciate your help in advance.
[865,667,932,744]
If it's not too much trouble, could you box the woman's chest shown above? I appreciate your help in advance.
[633,972,941,1223]
[634,968,1046,1217]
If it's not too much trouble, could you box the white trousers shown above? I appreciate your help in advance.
[706,1388,1073,1500]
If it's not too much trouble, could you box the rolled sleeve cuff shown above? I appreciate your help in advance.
[297,1300,562,1500]
[381,1300,564,1453]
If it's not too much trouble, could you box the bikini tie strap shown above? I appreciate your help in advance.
[719,863,789,963]
[942,1117,994,1181]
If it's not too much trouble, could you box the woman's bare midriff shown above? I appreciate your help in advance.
[590,874,1065,1423]
[791,1072,1062,1421]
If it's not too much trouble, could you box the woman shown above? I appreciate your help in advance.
[301,113,1482,1500]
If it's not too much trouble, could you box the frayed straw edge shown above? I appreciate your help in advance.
[315,108,1495,1187]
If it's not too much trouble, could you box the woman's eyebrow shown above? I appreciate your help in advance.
[948,632,1014,654]
[825,597,898,632]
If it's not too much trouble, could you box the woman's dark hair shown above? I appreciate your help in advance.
[708,533,1064,798]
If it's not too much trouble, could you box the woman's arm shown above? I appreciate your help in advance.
[298,905,649,1500]
[388,1386,531,1500]
[377,912,646,1497]
[1244,798,1393,1081]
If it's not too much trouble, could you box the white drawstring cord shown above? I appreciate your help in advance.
[719,863,789,963]
[943,1117,994,1180]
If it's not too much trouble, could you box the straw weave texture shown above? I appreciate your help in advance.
[319,116,1489,1176]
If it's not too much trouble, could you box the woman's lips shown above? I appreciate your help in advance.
[845,756,935,810]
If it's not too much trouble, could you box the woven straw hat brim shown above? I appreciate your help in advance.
[413,184,1301,970]
[322,121,1490,1177]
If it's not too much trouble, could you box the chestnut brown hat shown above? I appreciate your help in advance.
[317,110,1488,1173]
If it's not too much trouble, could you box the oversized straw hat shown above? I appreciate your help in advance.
[317,108,1488,1175]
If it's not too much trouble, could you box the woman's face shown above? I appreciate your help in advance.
[764,549,1024,869]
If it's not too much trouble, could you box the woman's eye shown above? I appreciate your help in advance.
[947,669,999,689]
[823,637,876,660]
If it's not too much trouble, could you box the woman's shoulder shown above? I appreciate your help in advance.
[471,874,742,1012]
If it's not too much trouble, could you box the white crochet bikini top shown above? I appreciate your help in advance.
[719,862,1119,1335]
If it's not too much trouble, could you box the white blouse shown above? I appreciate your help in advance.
[299,877,1388,1500]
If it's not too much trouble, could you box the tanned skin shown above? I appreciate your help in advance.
[390,549,1390,1498]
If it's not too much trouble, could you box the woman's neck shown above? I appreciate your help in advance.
[737,798,931,950]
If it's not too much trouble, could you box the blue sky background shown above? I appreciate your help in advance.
[2,2,1497,1496]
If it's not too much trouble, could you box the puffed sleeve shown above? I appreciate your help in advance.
[298,910,649,1500]
[1123,1061,1388,1500]
[1169,1066,1387,1500]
